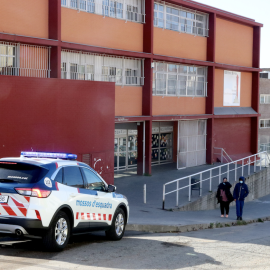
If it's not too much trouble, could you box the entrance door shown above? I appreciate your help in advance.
[114,129,138,171]
[177,120,207,169]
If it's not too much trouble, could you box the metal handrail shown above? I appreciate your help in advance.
[162,151,270,210]
[214,147,233,163]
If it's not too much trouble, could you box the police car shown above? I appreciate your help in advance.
[0,152,129,251]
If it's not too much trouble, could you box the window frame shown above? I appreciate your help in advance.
[62,166,85,188]
[152,62,207,97]
[260,119,270,129]
[154,2,209,37]
[80,167,108,191]
[260,94,270,104]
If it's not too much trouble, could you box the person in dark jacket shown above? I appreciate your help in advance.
[216,177,234,218]
[233,176,249,220]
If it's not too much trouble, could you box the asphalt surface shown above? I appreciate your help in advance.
[0,221,269,269]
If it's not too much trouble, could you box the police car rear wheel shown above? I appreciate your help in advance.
[42,211,70,251]
[106,208,126,240]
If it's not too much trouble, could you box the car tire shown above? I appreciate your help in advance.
[105,208,126,241]
[42,211,70,252]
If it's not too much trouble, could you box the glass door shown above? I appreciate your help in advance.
[114,129,138,171]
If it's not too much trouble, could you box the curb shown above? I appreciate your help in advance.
[126,216,270,233]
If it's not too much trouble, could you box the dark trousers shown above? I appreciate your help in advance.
[220,201,230,215]
[236,200,244,218]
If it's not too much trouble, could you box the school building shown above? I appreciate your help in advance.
[0,0,262,184]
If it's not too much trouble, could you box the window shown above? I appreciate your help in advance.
[153,62,207,97]
[54,168,63,184]
[70,63,78,80]
[0,42,51,78]
[70,0,78,8]
[62,0,144,23]
[154,2,209,37]
[63,166,84,188]
[125,68,138,85]
[61,62,67,79]
[102,0,123,19]
[127,5,138,21]
[0,163,48,184]
[82,168,106,191]
[0,44,16,75]
[260,94,270,104]
[87,0,95,13]
[61,50,143,85]
[260,119,270,129]
[102,66,122,83]
[85,65,94,80]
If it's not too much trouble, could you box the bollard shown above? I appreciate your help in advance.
[144,184,146,204]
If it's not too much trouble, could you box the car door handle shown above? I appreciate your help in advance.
[70,193,77,197]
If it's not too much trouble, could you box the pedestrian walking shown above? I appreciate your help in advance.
[233,176,249,220]
[216,177,234,218]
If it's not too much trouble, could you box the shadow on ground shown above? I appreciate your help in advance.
[0,231,221,269]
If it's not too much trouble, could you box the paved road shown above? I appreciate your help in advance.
[0,221,269,269]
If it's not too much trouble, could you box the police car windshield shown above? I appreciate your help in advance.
[0,163,48,183]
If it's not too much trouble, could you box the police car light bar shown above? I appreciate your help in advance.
[20,151,77,160]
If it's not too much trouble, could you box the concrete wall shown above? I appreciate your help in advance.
[177,167,270,211]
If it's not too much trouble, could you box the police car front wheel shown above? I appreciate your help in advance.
[42,211,70,251]
[105,208,126,240]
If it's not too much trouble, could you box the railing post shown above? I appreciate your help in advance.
[221,149,223,163]
[189,176,191,202]
[162,185,165,210]
[209,169,212,192]
[200,173,202,196]
[176,180,179,207]
[248,157,250,175]
[235,162,237,181]
[227,164,229,182]
[242,159,244,176]
[254,155,256,173]
[219,167,221,184]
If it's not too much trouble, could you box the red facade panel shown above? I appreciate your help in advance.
[0,76,115,183]
[213,118,252,162]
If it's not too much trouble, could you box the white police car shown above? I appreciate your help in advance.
[0,152,129,251]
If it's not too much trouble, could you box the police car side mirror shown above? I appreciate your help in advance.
[107,184,116,193]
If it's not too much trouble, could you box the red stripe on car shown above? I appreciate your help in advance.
[35,210,41,220]
[10,197,27,216]
[2,204,17,216]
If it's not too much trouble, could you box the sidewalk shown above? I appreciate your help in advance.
[125,194,270,232]
[114,164,270,232]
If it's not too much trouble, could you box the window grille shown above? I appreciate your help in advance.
[152,62,207,97]
[154,1,209,37]
[0,41,51,78]
[260,94,270,104]
[62,0,145,23]
[61,49,144,86]
[260,119,270,129]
